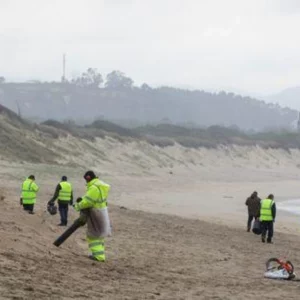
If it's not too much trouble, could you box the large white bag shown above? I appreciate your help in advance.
[87,207,112,238]
[264,269,291,280]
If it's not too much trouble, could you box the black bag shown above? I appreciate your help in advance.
[47,203,58,215]
[252,219,262,235]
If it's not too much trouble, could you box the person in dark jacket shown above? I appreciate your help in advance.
[48,176,73,226]
[258,194,276,243]
[245,191,261,232]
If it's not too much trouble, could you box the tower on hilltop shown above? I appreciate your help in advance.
[61,53,66,83]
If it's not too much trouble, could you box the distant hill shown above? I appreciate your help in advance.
[0,80,298,131]
[265,86,300,111]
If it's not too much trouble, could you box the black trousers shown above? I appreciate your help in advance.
[261,221,274,241]
[23,204,34,213]
[247,215,255,229]
[58,201,69,225]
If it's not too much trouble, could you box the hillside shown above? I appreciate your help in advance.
[0,104,59,163]
[0,81,297,131]
[265,86,300,111]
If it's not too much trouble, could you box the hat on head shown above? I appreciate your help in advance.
[61,176,67,181]
[28,175,35,180]
[83,170,96,182]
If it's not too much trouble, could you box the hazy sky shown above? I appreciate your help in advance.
[1,0,300,95]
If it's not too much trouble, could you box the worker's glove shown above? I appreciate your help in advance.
[20,198,23,206]
[74,203,80,212]
[69,200,73,206]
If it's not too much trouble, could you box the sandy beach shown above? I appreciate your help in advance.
[1,144,300,299]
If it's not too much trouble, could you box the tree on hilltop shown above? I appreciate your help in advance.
[72,68,103,88]
[105,70,133,89]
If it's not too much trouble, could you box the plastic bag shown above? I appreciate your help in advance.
[252,219,262,235]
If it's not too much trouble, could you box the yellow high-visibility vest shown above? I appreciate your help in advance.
[75,178,110,211]
[21,178,39,204]
[58,181,72,201]
[260,199,274,221]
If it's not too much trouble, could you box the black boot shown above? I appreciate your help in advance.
[262,236,266,243]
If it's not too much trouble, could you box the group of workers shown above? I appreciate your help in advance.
[20,170,278,261]
[20,170,111,262]
[245,191,276,243]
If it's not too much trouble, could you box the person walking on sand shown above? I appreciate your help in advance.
[48,176,73,226]
[74,171,111,262]
[245,191,261,232]
[20,175,39,214]
[259,194,276,244]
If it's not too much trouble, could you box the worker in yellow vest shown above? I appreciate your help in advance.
[74,170,111,262]
[48,176,73,226]
[258,194,276,243]
[20,175,39,214]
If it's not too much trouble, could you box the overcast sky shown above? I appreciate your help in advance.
[1,0,300,95]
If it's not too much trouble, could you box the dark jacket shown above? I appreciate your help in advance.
[245,195,261,217]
